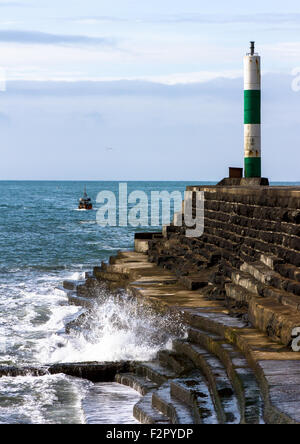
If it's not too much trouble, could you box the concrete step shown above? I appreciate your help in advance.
[182,308,248,337]
[157,350,194,376]
[180,308,300,423]
[152,383,194,424]
[187,327,263,424]
[228,273,300,314]
[115,373,158,396]
[225,283,258,306]
[179,275,208,291]
[261,287,300,312]
[274,262,300,283]
[241,261,300,297]
[170,376,221,424]
[226,281,300,313]
[93,266,129,282]
[63,280,77,291]
[135,361,177,386]
[260,254,284,271]
[248,297,300,346]
[228,269,300,345]
[133,392,170,424]
[231,270,262,295]
[173,340,242,424]
[67,294,95,309]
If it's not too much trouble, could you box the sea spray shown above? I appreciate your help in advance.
[0,374,90,424]
[0,181,196,423]
[41,287,186,364]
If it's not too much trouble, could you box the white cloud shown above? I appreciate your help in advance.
[87,70,243,85]
[263,41,300,58]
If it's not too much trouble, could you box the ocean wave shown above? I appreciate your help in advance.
[41,290,186,364]
[0,374,89,424]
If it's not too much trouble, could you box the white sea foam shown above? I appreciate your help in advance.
[69,271,85,281]
[0,374,89,424]
[0,265,184,423]
[40,290,184,364]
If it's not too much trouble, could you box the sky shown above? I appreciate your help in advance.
[0,0,300,181]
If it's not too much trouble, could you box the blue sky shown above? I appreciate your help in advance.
[0,0,300,180]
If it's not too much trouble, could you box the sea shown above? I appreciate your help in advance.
[0,180,298,424]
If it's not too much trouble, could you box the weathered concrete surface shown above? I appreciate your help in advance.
[93,250,300,424]
[145,186,300,348]
[0,362,132,383]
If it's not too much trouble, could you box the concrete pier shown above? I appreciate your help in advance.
[85,184,300,424]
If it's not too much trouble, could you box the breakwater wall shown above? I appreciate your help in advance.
[147,185,300,347]
[85,184,300,424]
[42,184,300,424]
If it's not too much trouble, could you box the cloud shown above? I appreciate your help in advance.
[4,76,244,100]
[0,30,116,46]
[152,13,300,25]
[0,112,10,126]
[0,74,299,181]
[0,2,23,6]
[75,13,300,26]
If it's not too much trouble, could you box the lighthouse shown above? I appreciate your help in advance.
[244,41,261,178]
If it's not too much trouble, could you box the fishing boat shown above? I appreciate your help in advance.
[78,187,93,210]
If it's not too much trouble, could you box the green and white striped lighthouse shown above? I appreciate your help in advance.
[244,41,261,178]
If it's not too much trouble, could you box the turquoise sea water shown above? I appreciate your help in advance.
[0,181,204,423]
[0,180,298,424]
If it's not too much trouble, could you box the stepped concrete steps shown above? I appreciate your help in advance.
[109,253,151,266]
[229,272,300,345]
[115,262,179,283]
[187,327,263,424]
[115,373,158,396]
[130,275,178,287]
[260,254,284,271]
[203,221,300,267]
[166,248,211,267]
[189,253,210,267]
[262,286,300,312]
[102,262,157,281]
[231,270,263,295]
[67,294,95,309]
[203,224,245,248]
[135,361,177,386]
[180,239,226,263]
[181,308,300,424]
[116,251,150,261]
[129,283,217,310]
[133,392,170,424]
[63,280,77,291]
[204,208,300,239]
[225,282,300,313]
[241,261,300,297]
[183,308,248,335]
[157,350,194,376]
[152,383,194,424]
[232,267,300,312]
[202,230,239,250]
[130,284,184,304]
[93,267,130,282]
[100,251,300,423]
[248,297,300,346]
[225,283,258,306]
[179,275,209,291]
[173,340,242,424]
[274,262,300,283]
[170,376,220,424]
